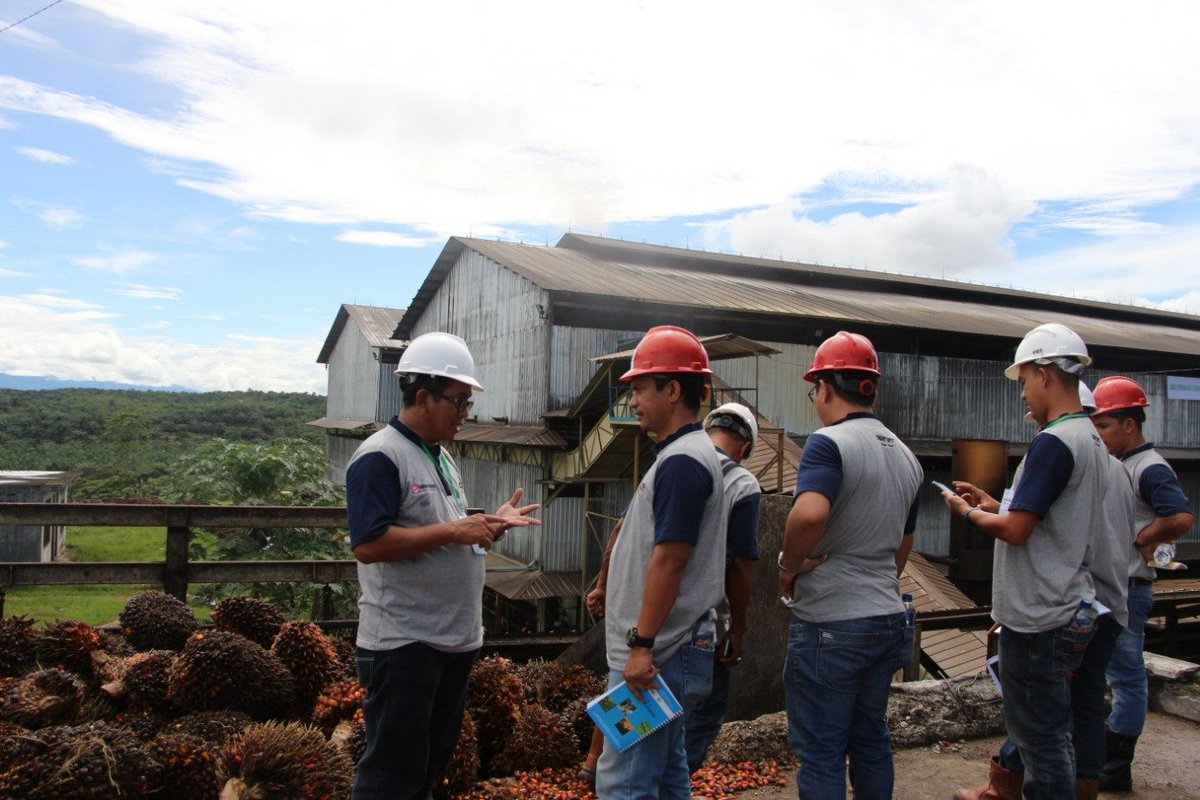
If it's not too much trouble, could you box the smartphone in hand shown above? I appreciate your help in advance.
[931,480,954,495]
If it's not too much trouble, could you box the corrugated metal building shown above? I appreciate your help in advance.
[0,471,76,561]
[320,234,1200,629]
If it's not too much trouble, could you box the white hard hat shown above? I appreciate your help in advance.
[703,402,758,457]
[1004,323,1091,380]
[1078,382,1097,413]
[395,332,484,391]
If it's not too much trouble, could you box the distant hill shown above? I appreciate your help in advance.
[0,373,200,392]
[0,387,327,498]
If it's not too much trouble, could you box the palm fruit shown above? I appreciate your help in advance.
[149,732,220,800]
[34,620,104,678]
[95,649,177,713]
[310,677,365,735]
[465,655,524,770]
[557,697,595,755]
[119,590,198,651]
[516,660,606,712]
[0,667,85,728]
[167,631,296,720]
[329,633,356,676]
[269,621,347,706]
[211,596,286,649]
[164,709,253,746]
[217,721,354,800]
[77,692,120,723]
[0,720,163,799]
[489,703,579,775]
[115,710,169,741]
[341,716,366,766]
[0,615,36,678]
[435,710,480,798]
[0,720,38,773]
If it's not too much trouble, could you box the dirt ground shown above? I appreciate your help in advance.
[733,711,1200,800]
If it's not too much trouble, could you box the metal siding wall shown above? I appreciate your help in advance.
[548,326,644,409]
[409,251,551,424]
[325,434,364,486]
[325,319,379,421]
[915,471,953,556]
[376,361,401,423]
[711,342,819,436]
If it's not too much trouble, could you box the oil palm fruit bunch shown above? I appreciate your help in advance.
[119,590,198,651]
[149,732,221,800]
[163,709,253,747]
[167,631,296,720]
[465,655,524,771]
[0,615,36,678]
[0,667,85,728]
[211,596,287,649]
[269,621,347,707]
[217,721,354,800]
[33,620,104,678]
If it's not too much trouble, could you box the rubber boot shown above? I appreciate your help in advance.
[1099,730,1137,792]
[954,756,1023,800]
[1077,777,1100,800]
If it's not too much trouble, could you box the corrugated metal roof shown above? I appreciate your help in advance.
[396,237,1200,361]
[484,550,582,600]
[593,333,781,363]
[0,471,78,486]
[317,304,407,364]
[306,416,382,432]
[901,552,989,679]
[453,421,567,448]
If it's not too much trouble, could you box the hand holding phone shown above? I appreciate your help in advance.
[931,480,954,495]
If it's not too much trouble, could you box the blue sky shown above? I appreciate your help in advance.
[2,1,1199,392]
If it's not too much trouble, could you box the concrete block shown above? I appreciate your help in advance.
[1145,652,1200,683]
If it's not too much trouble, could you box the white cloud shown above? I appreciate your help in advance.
[73,246,158,273]
[18,292,106,311]
[11,196,84,229]
[114,283,182,300]
[0,293,326,392]
[0,268,30,278]
[1,1,1195,237]
[1138,291,1200,316]
[16,146,75,165]
[708,165,1034,276]
[336,230,439,248]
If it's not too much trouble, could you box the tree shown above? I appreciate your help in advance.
[155,438,356,618]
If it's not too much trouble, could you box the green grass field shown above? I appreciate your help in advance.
[2,526,210,625]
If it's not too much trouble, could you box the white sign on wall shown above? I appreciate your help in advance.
[1166,375,1200,401]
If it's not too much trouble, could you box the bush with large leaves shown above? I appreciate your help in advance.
[154,438,355,619]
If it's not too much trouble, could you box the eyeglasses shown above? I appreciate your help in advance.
[428,388,474,412]
[807,384,818,403]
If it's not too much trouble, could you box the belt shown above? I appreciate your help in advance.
[1129,577,1153,587]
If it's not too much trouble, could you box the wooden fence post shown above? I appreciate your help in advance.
[164,516,191,603]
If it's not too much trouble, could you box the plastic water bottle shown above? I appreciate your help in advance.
[1153,543,1176,567]
[902,593,916,628]
[1070,598,1098,634]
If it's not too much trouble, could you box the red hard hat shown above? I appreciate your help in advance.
[804,331,881,383]
[620,325,713,381]
[1092,375,1149,416]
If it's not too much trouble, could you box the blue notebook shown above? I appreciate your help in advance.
[586,674,684,753]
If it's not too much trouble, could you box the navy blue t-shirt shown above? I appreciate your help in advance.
[651,422,714,545]
[794,413,919,532]
[1009,432,1075,518]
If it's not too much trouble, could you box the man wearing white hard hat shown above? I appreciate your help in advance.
[942,323,1108,799]
[952,382,1134,800]
[346,331,540,800]
[684,402,763,773]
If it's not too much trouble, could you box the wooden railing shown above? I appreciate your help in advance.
[0,502,354,615]
[4,502,1200,659]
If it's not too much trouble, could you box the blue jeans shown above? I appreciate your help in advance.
[353,643,478,800]
[1106,582,1154,737]
[596,642,714,800]
[784,614,912,800]
[998,615,1095,799]
[684,654,730,773]
[998,613,1122,779]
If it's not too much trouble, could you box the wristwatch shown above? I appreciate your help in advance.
[626,627,655,649]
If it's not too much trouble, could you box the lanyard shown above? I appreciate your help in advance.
[1043,411,1090,430]
[420,442,467,514]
